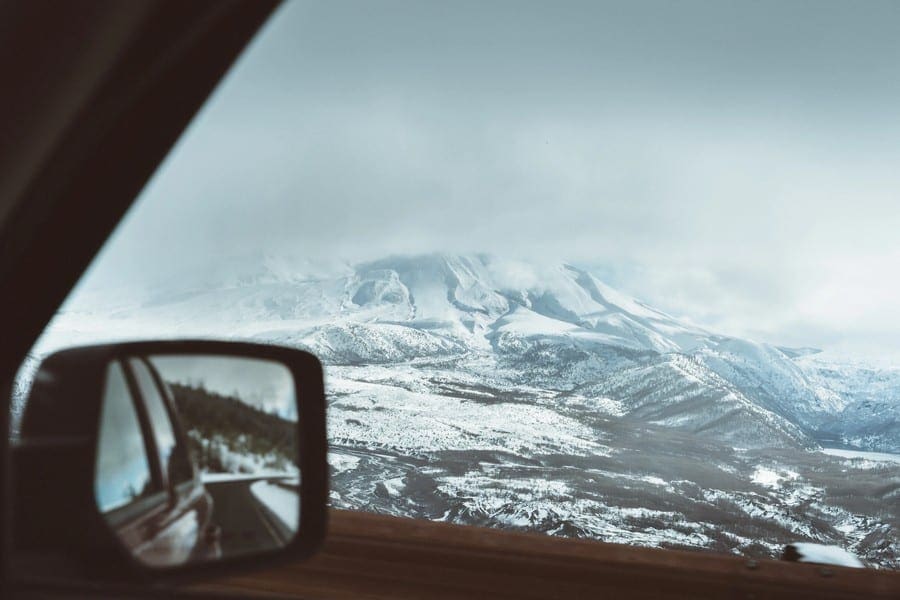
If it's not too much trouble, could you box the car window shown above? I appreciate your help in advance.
[16,1,900,571]
[128,358,193,486]
[95,361,157,513]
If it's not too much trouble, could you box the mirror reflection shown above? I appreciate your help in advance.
[94,354,299,567]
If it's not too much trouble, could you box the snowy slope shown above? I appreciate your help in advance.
[796,356,900,453]
[584,353,812,449]
[693,339,842,430]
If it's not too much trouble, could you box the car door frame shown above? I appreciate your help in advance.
[140,357,206,502]
[108,357,215,566]
[96,358,170,533]
[0,1,281,593]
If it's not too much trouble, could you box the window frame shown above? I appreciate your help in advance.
[125,357,194,492]
[140,356,198,495]
[100,359,170,528]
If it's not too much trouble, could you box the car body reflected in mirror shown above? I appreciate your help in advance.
[13,340,326,580]
[94,354,301,567]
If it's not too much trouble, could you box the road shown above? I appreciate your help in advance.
[204,479,294,558]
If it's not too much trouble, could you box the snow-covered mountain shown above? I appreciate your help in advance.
[18,252,899,568]
[795,356,900,453]
[28,252,895,453]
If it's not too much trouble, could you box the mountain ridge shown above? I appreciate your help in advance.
[30,252,897,452]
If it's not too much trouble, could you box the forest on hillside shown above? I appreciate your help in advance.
[167,382,298,475]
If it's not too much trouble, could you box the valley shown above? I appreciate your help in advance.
[323,359,899,568]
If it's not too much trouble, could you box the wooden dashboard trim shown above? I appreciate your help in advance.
[195,509,899,599]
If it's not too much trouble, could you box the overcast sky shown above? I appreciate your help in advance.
[78,1,900,357]
[151,355,297,420]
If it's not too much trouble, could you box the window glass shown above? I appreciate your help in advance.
[95,362,156,513]
[19,1,900,570]
[129,359,192,485]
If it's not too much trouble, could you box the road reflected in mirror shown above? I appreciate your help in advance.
[94,354,299,567]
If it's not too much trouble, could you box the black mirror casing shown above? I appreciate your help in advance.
[12,340,327,585]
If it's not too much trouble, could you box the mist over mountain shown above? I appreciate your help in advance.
[41,252,898,453]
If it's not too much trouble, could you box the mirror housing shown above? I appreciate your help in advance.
[12,340,327,584]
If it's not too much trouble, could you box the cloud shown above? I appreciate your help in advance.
[73,0,900,357]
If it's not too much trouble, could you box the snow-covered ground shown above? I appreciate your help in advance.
[202,471,299,484]
[751,466,799,489]
[788,543,865,568]
[821,448,900,465]
[250,479,299,532]
[328,370,609,457]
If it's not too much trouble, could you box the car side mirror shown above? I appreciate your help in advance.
[12,340,327,583]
